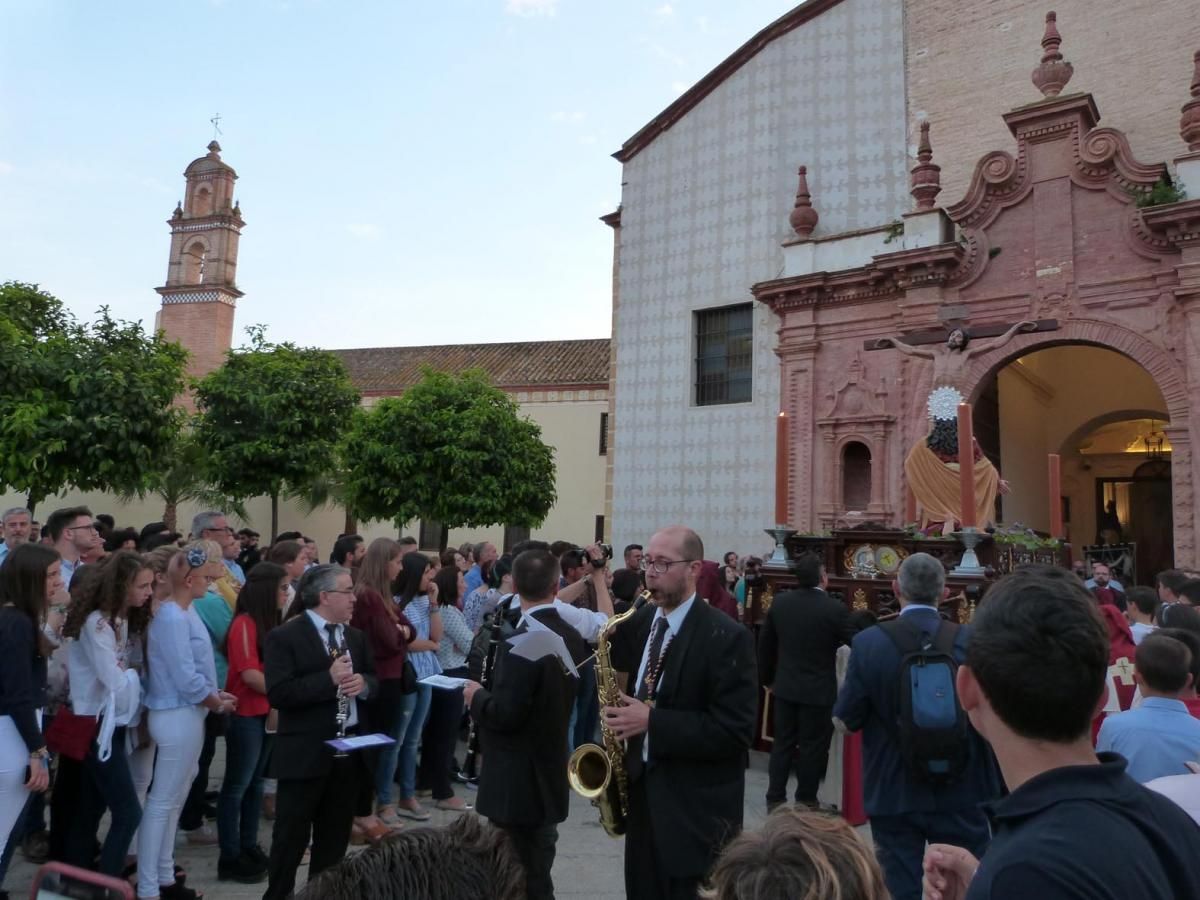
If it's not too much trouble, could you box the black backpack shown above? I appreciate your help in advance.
[880,617,970,785]
[466,593,520,682]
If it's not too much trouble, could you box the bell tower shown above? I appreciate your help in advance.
[156,140,246,380]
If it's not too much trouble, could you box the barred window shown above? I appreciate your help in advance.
[599,412,609,455]
[695,304,753,406]
[418,520,447,552]
[503,524,530,553]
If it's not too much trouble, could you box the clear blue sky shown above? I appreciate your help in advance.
[0,0,800,349]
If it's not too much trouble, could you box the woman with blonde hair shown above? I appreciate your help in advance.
[702,808,888,900]
[137,541,238,900]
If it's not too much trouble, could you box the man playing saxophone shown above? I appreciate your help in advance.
[603,526,758,900]
[463,549,585,900]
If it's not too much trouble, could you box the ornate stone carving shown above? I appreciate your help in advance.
[910,122,942,211]
[1031,11,1073,98]
[789,166,819,239]
[1182,50,1200,152]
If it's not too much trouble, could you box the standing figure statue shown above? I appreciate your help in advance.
[877,321,1037,534]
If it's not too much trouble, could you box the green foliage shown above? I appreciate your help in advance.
[0,282,188,509]
[991,523,1062,549]
[882,220,904,245]
[1133,177,1187,209]
[116,427,247,531]
[341,368,556,529]
[193,331,360,520]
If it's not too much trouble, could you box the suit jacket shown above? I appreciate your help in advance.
[758,586,856,706]
[609,598,758,879]
[832,606,1001,817]
[471,606,583,827]
[265,614,378,781]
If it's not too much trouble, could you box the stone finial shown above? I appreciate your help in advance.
[1031,11,1073,97]
[789,166,819,239]
[207,140,222,156]
[910,121,942,210]
[1182,50,1200,152]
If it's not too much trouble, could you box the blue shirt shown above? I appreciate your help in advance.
[60,556,80,588]
[145,601,218,710]
[399,595,443,681]
[1097,697,1200,782]
[464,564,483,597]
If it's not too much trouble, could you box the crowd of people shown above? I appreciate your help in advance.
[4,501,1200,900]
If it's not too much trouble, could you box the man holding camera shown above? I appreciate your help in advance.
[558,544,615,749]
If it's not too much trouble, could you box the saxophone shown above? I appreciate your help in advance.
[567,590,650,838]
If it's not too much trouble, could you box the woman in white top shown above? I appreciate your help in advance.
[61,551,153,877]
[137,542,238,900]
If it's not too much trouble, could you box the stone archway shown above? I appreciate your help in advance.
[965,319,1192,567]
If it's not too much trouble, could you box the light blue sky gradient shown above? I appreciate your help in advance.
[0,0,800,348]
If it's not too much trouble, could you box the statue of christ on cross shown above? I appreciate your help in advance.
[872,319,1039,395]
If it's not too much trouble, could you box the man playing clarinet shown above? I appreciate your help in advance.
[263,565,377,900]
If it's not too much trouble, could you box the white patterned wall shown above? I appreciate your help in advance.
[611,0,909,559]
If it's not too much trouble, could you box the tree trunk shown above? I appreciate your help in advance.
[343,510,356,536]
[163,499,178,534]
[25,494,36,516]
[271,492,279,543]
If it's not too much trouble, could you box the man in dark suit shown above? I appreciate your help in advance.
[833,552,1000,900]
[758,552,856,810]
[263,564,378,900]
[604,526,758,900]
[463,549,583,900]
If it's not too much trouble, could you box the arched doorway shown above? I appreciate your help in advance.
[971,342,1174,583]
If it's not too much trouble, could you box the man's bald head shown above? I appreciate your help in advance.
[656,525,704,563]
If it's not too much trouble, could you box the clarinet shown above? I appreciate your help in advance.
[463,610,504,780]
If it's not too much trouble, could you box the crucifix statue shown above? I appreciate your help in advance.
[869,319,1044,395]
[867,316,1057,534]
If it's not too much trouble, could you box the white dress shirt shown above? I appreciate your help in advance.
[634,595,696,760]
[512,597,607,642]
[305,609,358,729]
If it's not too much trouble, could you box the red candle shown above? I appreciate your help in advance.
[775,411,789,525]
[957,403,976,528]
[1048,453,1062,538]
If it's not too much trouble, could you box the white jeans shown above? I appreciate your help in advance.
[126,738,157,856]
[137,707,205,897]
[0,716,31,856]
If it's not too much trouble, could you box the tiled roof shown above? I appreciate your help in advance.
[332,339,611,395]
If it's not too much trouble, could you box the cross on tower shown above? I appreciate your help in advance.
[210,113,223,140]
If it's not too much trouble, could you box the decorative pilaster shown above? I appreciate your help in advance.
[1031,11,1073,98]
[910,122,942,210]
[789,166,819,240]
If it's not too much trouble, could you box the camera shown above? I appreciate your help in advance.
[591,543,614,566]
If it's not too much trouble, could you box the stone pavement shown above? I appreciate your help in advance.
[5,750,790,899]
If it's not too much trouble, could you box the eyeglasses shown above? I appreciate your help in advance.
[324,589,355,597]
[639,558,695,575]
[67,523,97,533]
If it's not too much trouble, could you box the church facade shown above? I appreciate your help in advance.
[607,1,1200,576]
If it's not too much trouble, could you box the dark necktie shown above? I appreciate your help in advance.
[628,617,668,783]
[636,617,669,702]
[325,623,341,657]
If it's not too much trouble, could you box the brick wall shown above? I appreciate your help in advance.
[907,0,1200,203]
